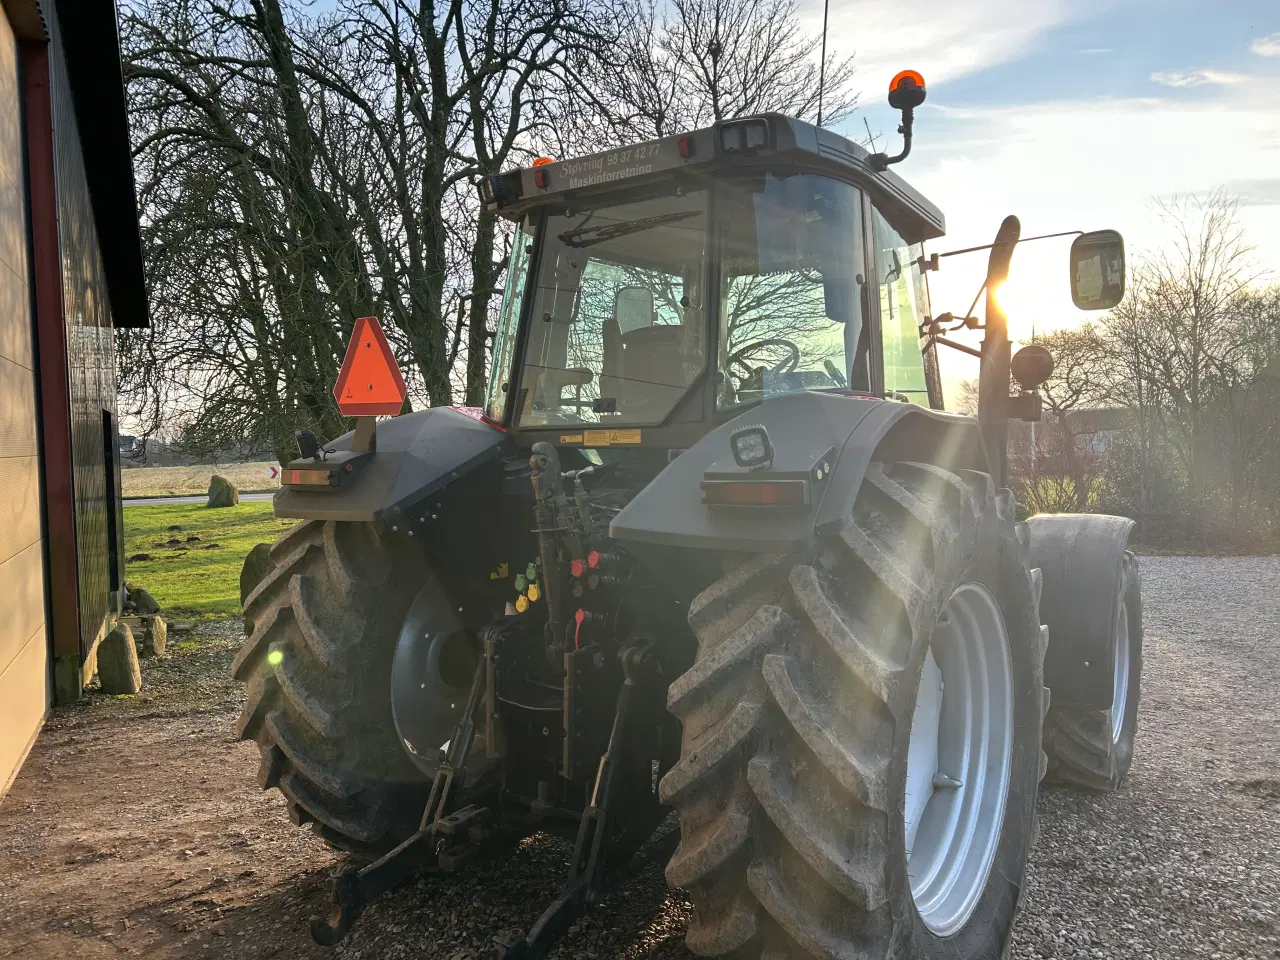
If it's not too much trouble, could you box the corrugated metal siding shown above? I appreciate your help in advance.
[46,5,120,654]
[0,2,50,797]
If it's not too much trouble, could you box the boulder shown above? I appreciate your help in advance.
[241,543,275,606]
[207,474,240,508]
[98,625,142,695]
[240,543,275,635]
[140,616,167,658]
[128,584,161,615]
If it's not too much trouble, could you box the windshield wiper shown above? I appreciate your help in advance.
[558,210,702,248]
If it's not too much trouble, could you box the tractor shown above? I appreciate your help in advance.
[233,71,1142,960]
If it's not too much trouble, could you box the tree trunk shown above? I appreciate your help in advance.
[465,206,498,406]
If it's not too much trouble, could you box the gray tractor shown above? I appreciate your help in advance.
[233,73,1142,960]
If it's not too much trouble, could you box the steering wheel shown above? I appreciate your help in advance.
[729,339,802,383]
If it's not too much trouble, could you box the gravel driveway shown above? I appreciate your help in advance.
[1,556,1277,959]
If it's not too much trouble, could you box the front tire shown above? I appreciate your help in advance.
[661,462,1048,959]
[1044,552,1142,792]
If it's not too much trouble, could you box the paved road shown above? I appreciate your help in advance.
[123,492,276,507]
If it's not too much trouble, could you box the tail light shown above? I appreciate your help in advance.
[700,479,807,506]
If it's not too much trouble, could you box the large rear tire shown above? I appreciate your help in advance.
[1043,552,1142,792]
[661,462,1048,959]
[232,520,430,858]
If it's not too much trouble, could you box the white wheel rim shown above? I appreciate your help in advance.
[1111,599,1130,744]
[905,582,1014,937]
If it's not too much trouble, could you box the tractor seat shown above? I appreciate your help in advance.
[600,320,688,414]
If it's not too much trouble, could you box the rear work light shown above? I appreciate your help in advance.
[480,170,522,209]
[701,479,807,506]
[719,118,770,155]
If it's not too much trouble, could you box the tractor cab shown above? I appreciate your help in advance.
[481,113,948,455]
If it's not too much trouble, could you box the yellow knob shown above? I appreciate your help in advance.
[527,582,541,603]
[515,594,529,613]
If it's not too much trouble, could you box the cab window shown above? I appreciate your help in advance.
[716,173,868,408]
[514,190,707,427]
[486,217,535,423]
[873,210,931,405]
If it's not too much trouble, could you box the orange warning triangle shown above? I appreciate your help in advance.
[333,316,408,417]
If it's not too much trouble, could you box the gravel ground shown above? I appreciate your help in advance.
[0,556,1277,959]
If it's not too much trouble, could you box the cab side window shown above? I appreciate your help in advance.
[872,211,931,405]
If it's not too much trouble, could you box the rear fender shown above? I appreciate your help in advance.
[274,407,511,522]
[1028,513,1135,709]
[609,393,987,552]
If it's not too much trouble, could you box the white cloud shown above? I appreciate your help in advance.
[1078,48,1112,55]
[819,0,1084,88]
[900,86,1280,401]
[1250,33,1280,57]
[1150,69,1247,87]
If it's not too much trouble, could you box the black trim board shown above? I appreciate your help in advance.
[48,0,147,329]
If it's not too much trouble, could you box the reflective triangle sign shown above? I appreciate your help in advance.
[333,316,408,417]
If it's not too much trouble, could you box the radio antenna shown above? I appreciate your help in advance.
[863,116,879,153]
[817,0,830,127]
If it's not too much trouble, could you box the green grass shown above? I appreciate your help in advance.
[123,501,296,619]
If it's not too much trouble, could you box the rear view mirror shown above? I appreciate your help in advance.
[1070,230,1125,310]
[613,286,654,334]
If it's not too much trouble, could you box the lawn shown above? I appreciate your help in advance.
[123,501,297,619]
[121,461,280,498]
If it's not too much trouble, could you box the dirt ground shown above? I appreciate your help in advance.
[1,557,1277,960]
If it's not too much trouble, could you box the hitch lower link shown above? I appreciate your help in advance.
[309,659,489,946]
[494,642,653,960]
[309,641,659,960]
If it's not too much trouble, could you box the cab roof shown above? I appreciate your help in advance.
[483,113,946,244]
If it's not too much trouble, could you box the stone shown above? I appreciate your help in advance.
[98,625,142,695]
[128,585,161,615]
[240,543,275,635]
[140,616,167,658]
[207,474,240,508]
[241,543,274,606]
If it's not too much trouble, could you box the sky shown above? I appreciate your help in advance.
[813,0,1280,402]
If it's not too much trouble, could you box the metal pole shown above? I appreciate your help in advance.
[1030,318,1037,484]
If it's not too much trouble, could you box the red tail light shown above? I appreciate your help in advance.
[700,480,807,506]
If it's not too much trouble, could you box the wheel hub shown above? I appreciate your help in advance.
[390,579,476,777]
[904,581,1014,937]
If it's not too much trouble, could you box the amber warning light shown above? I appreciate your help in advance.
[333,316,408,417]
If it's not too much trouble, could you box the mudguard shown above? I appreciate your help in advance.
[274,407,510,522]
[1028,513,1135,709]
[610,392,986,552]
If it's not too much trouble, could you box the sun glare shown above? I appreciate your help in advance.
[993,275,1040,341]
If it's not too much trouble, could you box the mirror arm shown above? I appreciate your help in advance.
[929,335,982,359]
[932,230,1083,261]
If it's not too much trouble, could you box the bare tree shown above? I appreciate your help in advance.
[120,0,861,457]
[554,0,856,153]
[120,0,614,456]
